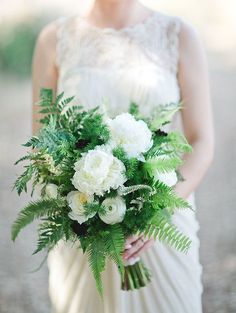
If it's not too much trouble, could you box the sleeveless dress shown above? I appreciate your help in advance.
[47,11,203,313]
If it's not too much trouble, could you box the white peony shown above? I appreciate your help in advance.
[45,183,58,199]
[99,196,126,224]
[67,191,94,224]
[107,113,153,158]
[72,149,126,196]
[155,171,178,187]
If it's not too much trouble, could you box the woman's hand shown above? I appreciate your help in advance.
[122,235,154,263]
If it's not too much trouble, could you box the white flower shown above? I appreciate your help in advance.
[99,196,126,224]
[45,183,58,199]
[67,191,94,224]
[156,171,178,187]
[72,149,126,196]
[44,154,61,175]
[107,113,153,158]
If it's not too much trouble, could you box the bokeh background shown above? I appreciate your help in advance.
[0,0,235,312]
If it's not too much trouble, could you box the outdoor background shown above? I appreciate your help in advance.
[0,0,235,312]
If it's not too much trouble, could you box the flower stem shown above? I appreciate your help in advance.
[121,260,151,291]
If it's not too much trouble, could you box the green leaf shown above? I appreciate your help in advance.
[143,214,191,253]
[11,198,65,241]
[149,102,182,130]
[87,238,106,296]
[153,181,191,211]
[103,225,125,279]
[33,215,72,254]
[129,102,139,117]
[167,132,192,154]
[13,165,34,195]
[144,156,182,176]
[22,136,40,148]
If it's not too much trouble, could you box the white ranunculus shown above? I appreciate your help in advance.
[67,191,94,224]
[45,183,58,199]
[107,113,153,158]
[99,196,126,224]
[72,149,126,196]
[156,171,178,187]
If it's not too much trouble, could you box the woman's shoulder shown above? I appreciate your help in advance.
[154,10,199,39]
[35,20,59,59]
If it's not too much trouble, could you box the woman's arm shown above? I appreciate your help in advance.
[174,21,214,199]
[32,21,58,135]
[122,20,214,262]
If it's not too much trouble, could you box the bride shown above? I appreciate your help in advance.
[32,0,214,312]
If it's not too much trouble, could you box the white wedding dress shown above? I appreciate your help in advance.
[47,11,203,313]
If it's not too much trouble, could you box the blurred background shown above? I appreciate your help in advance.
[0,0,235,312]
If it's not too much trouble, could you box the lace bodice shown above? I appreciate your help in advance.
[55,11,182,120]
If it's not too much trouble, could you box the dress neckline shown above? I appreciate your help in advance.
[74,11,158,34]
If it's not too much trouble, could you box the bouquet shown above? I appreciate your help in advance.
[12,88,192,295]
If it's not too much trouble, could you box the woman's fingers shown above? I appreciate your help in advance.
[122,236,145,260]
[127,239,155,260]
[125,235,140,246]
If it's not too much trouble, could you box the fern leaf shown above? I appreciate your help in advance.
[144,156,182,176]
[33,219,65,254]
[13,165,34,195]
[87,239,106,296]
[143,215,191,253]
[153,182,191,211]
[150,102,182,130]
[103,225,125,279]
[11,198,65,241]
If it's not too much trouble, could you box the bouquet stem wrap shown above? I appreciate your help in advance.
[121,259,151,290]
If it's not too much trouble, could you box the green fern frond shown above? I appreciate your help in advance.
[143,215,191,253]
[33,220,64,254]
[144,156,182,176]
[13,165,35,195]
[33,214,73,254]
[103,225,125,279]
[22,136,40,148]
[149,102,182,130]
[87,238,106,296]
[112,146,139,180]
[11,198,66,241]
[153,182,191,211]
[167,132,192,154]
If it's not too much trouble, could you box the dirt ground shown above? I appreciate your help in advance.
[0,53,235,313]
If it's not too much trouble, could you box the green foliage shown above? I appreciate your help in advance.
[153,181,191,211]
[87,238,106,296]
[149,102,182,130]
[113,146,139,180]
[129,102,139,117]
[146,130,192,160]
[78,108,110,149]
[103,225,125,279]
[11,198,66,241]
[144,155,183,176]
[13,164,35,195]
[86,224,125,296]
[143,214,191,253]
[33,215,72,254]
[84,202,106,217]
[167,132,192,155]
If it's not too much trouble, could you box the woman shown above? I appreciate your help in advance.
[32,0,214,312]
